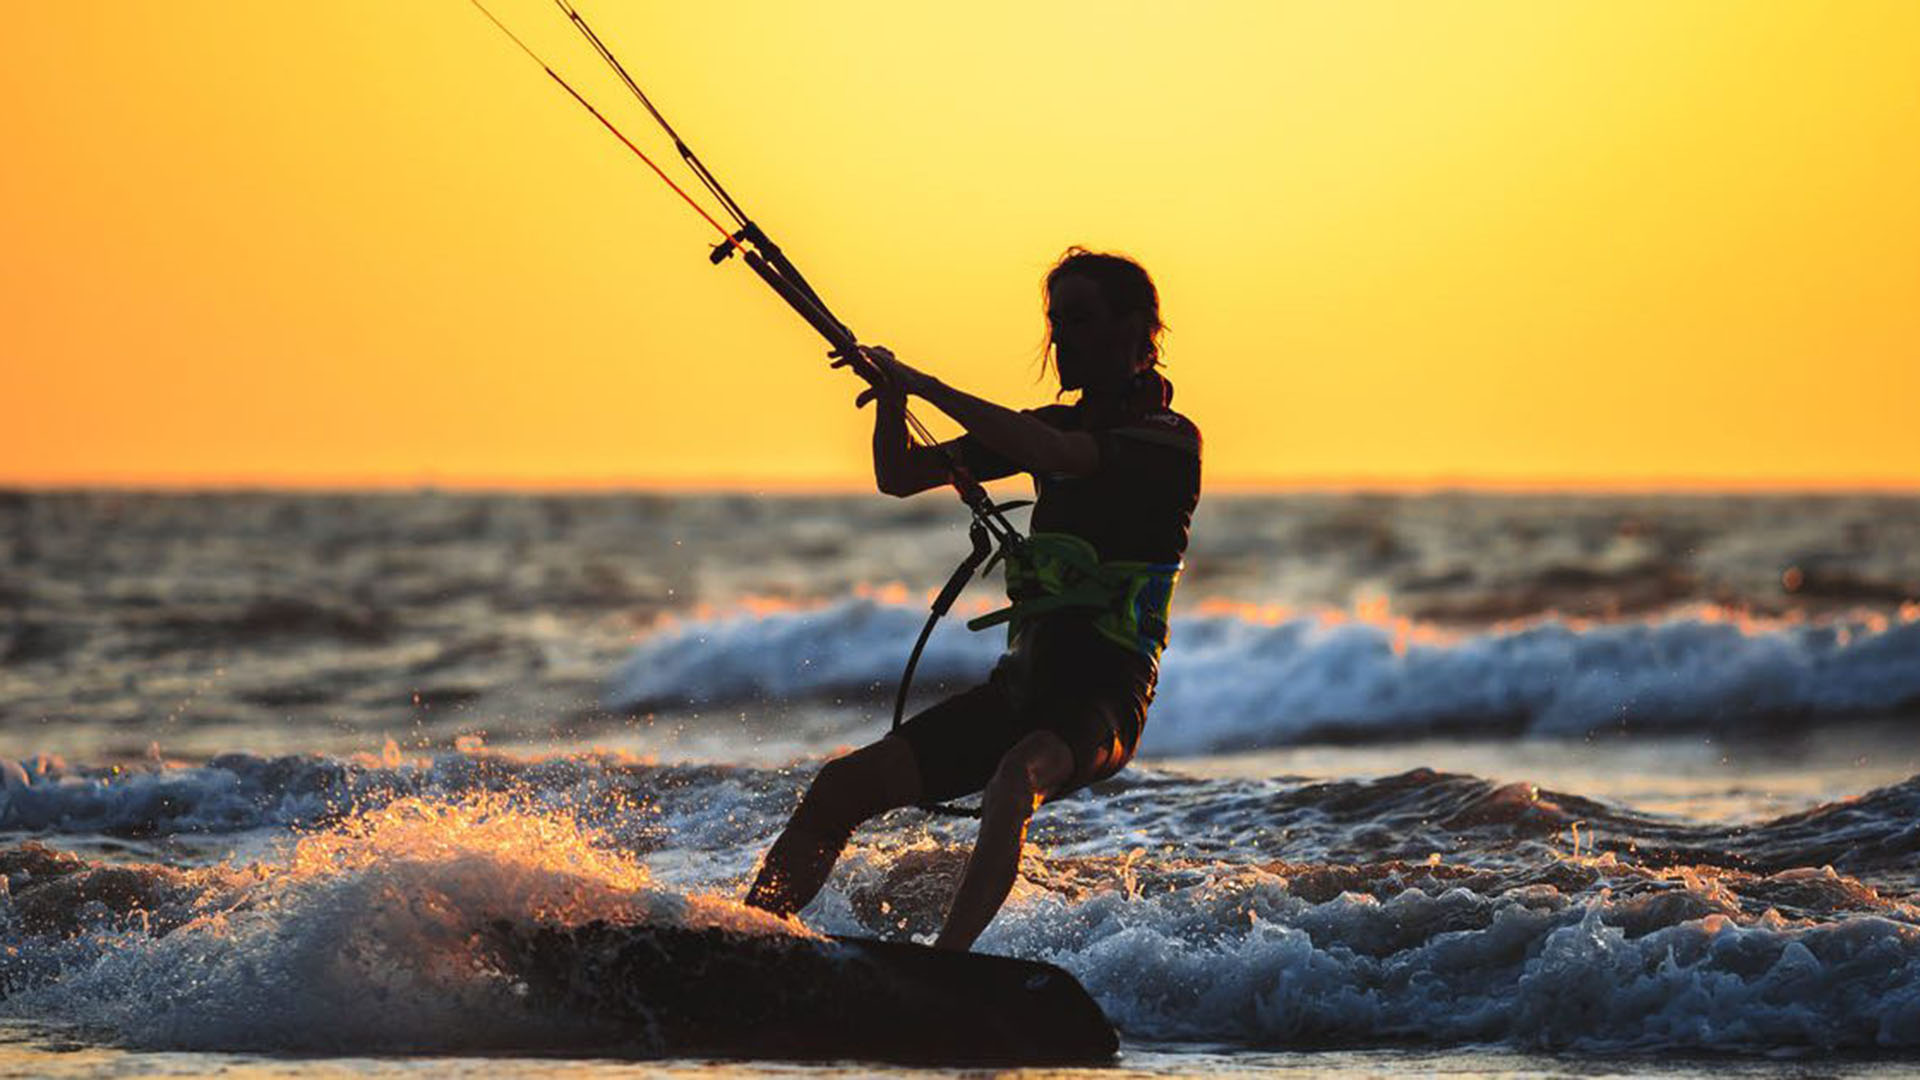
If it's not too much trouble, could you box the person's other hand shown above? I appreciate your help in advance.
[831,344,932,407]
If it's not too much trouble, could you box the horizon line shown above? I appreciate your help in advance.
[5,472,1919,496]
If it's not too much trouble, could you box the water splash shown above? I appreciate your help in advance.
[2,792,801,1052]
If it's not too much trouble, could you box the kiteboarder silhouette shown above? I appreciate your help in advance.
[746,250,1202,950]
[466,0,1195,959]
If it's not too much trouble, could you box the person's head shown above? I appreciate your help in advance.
[1043,248,1166,394]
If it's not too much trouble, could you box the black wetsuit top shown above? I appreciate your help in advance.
[895,371,1202,799]
[957,371,1202,569]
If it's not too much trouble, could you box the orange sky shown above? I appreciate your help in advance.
[3,1,1916,490]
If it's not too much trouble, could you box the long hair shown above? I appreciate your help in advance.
[1040,247,1167,381]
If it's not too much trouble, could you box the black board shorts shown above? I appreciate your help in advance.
[894,620,1156,804]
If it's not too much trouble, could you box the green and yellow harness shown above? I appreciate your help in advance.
[966,531,1181,662]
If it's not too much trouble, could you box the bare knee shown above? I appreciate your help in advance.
[982,753,1046,821]
[981,733,1074,821]
[791,755,866,835]
[793,738,920,834]
[809,753,864,802]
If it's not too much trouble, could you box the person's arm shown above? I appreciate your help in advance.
[869,389,952,497]
[858,346,1099,477]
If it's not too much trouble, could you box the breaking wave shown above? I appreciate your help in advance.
[603,596,1920,750]
[0,791,795,1052]
[1,750,1916,1053]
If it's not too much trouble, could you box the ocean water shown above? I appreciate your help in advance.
[1,489,1918,1076]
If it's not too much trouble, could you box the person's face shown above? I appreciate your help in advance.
[1048,274,1143,392]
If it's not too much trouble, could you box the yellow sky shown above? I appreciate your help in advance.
[3,1,1916,490]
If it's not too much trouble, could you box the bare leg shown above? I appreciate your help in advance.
[746,735,922,917]
[933,730,1075,952]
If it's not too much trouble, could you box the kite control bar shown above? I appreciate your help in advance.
[470,0,1013,534]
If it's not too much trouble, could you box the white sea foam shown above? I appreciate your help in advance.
[0,795,798,1052]
[602,598,1920,750]
[982,869,1920,1050]
[4,756,1918,1054]
[602,595,1003,711]
[30,843,1915,1054]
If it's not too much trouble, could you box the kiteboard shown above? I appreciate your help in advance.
[487,919,1119,1065]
